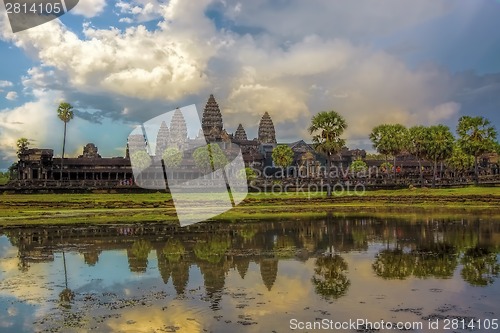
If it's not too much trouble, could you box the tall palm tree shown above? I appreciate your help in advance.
[308,111,347,173]
[407,126,428,186]
[457,116,498,185]
[369,124,407,181]
[424,125,454,188]
[57,102,74,179]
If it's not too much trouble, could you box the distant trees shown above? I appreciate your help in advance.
[193,144,228,173]
[369,124,407,180]
[446,145,474,181]
[309,111,347,171]
[350,158,368,174]
[162,147,183,168]
[16,137,30,158]
[457,116,498,185]
[424,125,454,188]
[407,126,428,186]
[272,145,294,170]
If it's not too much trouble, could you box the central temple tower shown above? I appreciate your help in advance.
[201,94,225,142]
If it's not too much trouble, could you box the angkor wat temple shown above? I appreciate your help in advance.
[11,95,336,187]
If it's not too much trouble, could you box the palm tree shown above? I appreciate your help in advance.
[308,111,347,195]
[369,124,408,181]
[57,102,74,179]
[407,126,429,186]
[457,116,498,185]
[424,125,454,188]
[271,145,294,176]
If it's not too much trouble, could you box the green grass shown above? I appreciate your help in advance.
[0,186,499,226]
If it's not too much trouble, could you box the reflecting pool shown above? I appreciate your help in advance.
[0,216,499,332]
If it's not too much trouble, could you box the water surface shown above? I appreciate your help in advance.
[0,217,499,332]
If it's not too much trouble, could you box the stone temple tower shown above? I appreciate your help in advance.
[202,94,224,142]
[234,124,248,141]
[258,112,277,144]
[155,121,170,159]
[169,108,188,150]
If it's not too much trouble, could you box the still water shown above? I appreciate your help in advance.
[0,217,499,332]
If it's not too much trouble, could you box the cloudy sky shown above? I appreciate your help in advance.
[0,0,499,170]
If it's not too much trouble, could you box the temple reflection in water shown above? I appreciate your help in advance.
[3,217,499,303]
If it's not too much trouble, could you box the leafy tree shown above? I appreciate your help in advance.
[308,111,347,171]
[193,144,228,173]
[312,255,350,300]
[457,116,498,185]
[369,124,408,180]
[446,144,474,181]
[162,147,183,168]
[130,150,152,172]
[57,102,74,159]
[407,126,429,186]
[350,158,368,174]
[16,137,30,158]
[424,125,454,188]
[272,145,294,173]
[238,167,257,181]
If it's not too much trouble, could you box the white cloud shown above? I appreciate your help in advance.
[0,80,13,92]
[0,0,484,158]
[5,91,17,100]
[71,0,106,18]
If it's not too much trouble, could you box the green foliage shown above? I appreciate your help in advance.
[373,249,413,279]
[162,147,183,168]
[162,239,186,262]
[446,144,474,174]
[0,172,9,185]
[16,137,30,158]
[457,116,497,158]
[407,126,428,160]
[350,159,368,173]
[312,255,350,300]
[272,145,294,169]
[130,150,152,171]
[238,167,257,181]
[369,124,408,158]
[57,102,74,160]
[308,111,347,164]
[57,102,74,123]
[193,235,230,263]
[131,239,152,260]
[424,125,455,162]
[193,144,228,172]
[380,162,393,173]
[460,247,500,286]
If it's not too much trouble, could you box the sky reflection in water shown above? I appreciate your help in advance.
[0,217,499,332]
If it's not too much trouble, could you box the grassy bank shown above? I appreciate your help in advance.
[1,187,499,226]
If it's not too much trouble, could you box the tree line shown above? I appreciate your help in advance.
[271,111,499,187]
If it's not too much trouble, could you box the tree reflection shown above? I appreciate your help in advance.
[461,247,500,286]
[312,255,350,300]
[193,235,230,264]
[59,251,74,308]
[373,249,413,279]
[127,239,152,273]
[412,244,458,279]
